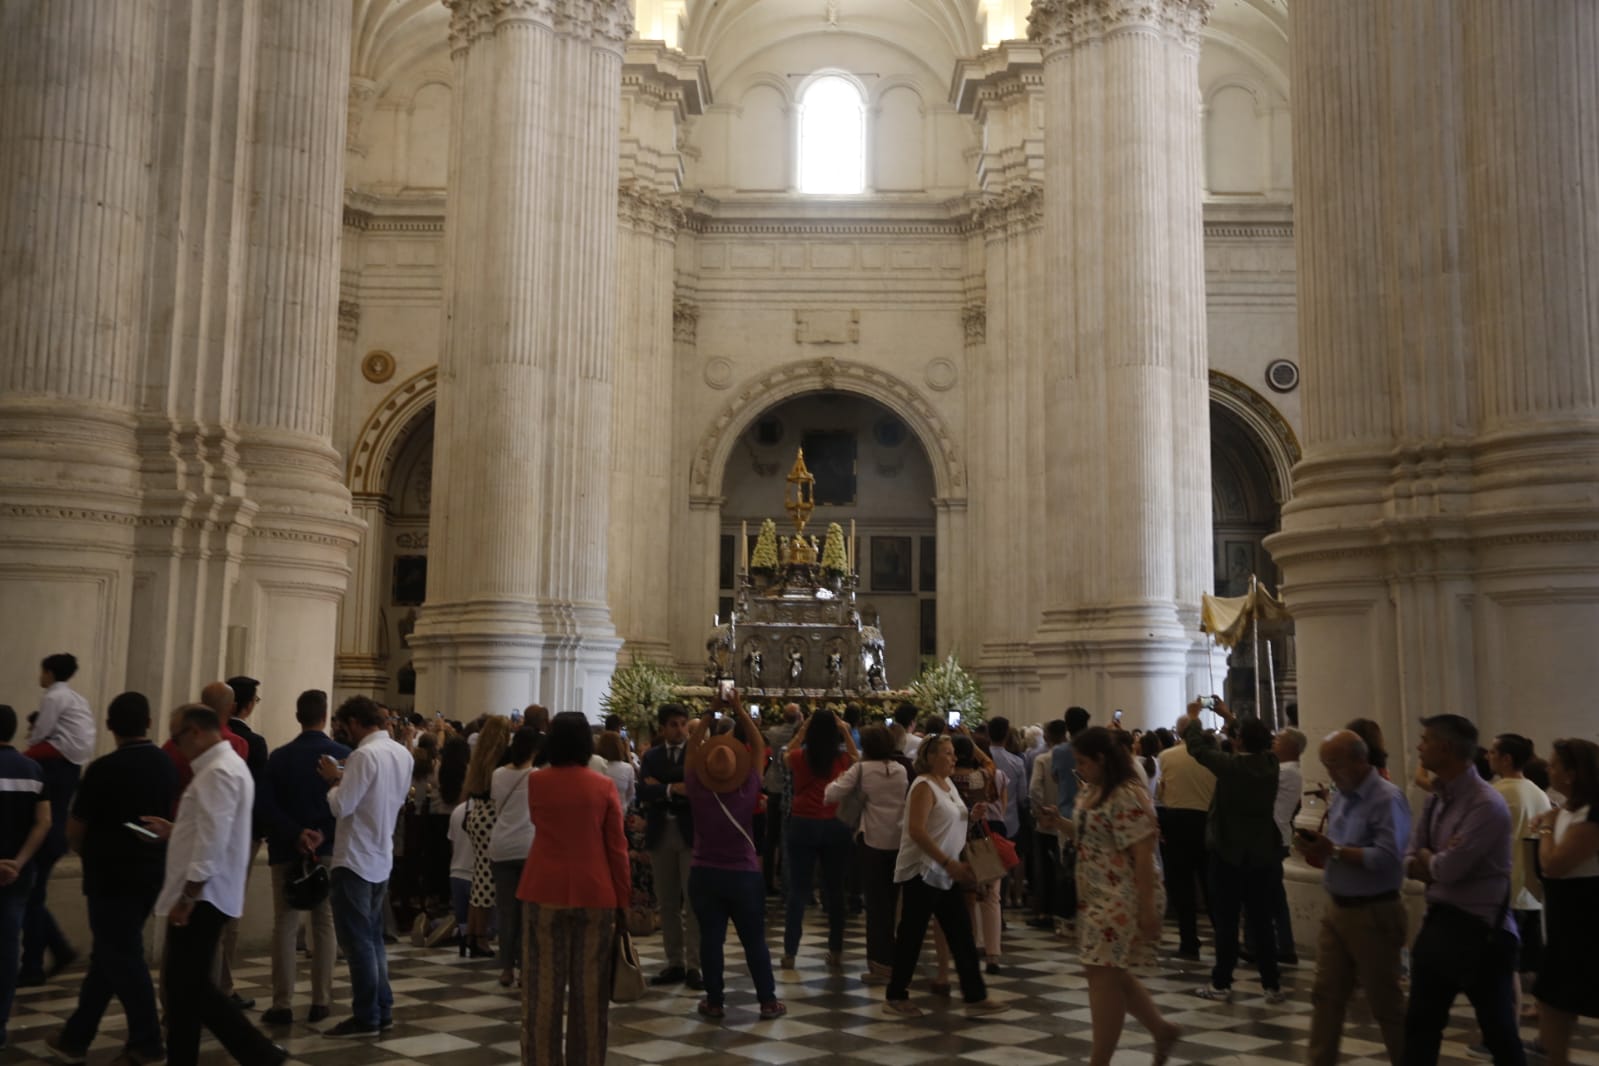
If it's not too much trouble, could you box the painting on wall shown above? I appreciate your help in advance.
[1218,539,1258,598]
[800,430,857,505]
[919,536,936,591]
[392,555,428,606]
[919,598,937,656]
[871,535,913,592]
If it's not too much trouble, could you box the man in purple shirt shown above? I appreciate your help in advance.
[1403,714,1524,1066]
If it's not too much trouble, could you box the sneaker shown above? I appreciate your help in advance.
[324,1017,381,1038]
[44,1032,88,1064]
[1263,988,1288,1005]
[759,1000,788,1021]
[379,1016,395,1031]
[882,1000,924,1018]
[1194,984,1233,1002]
[695,999,724,1020]
[260,1007,293,1026]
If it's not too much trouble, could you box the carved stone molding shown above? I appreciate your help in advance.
[689,358,966,499]
[703,356,733,389]
[349,367,438,494]
[446,0,634,52]
[339,300,361,341]
[961,304,986,346]
[347,78,378,154]
[794,309,860,345]
[618,182,685,237]
[673,297,699,344]
[1029,0,1212,53]
[1209,370,1301,502]
[968,184,1044,237]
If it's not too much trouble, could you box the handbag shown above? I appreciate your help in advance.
[611,927,646,1003]
[835,764,865,833]
[980,821,1022,871]
[963,831,1007,884]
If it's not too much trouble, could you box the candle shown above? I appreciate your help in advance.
[849,520,856,572]
[741,520,749,575]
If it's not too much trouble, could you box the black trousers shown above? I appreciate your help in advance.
[763,794,785,893]
[1404,906,1525,1066]
[859,841,899,969]
[1159,808,1209,952]
[886,875,986,1004]
[163,901,279,1066]
[1207,856,1281,992]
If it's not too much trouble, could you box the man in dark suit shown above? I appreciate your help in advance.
[637,704,701,990]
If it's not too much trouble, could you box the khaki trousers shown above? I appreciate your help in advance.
[522,903,614,1066]
[269,861,336,1011]
[1307,896,1408,1066]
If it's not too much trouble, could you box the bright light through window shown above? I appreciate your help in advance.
[799,76,865,195]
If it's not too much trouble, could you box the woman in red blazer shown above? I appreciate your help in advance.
[518,712,631,1066]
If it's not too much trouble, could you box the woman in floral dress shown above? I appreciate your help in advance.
[1072,726,1181,1066]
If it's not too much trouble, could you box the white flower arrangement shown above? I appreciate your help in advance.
[907,653,987,727]
[599,659,683,739]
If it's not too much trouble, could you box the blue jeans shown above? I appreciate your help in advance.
[330,869,392,1027]
[782,816,852,956]
[60,891,162,1055]
[0,869,35,1040]
[688,866,776,1007]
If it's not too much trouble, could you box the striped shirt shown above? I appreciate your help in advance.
[0,747,45,863]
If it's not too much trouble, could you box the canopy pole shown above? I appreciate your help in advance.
[1251,576,1263,723]
[1266,636,1279,731]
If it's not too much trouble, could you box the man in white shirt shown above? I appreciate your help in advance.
[20,653,96,985]
[315,696,413,1038]
[147,705,284,1066]
[1488,733,1552,1023]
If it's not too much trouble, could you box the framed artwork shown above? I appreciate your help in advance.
[800,429,857,505]
[392,555,428,606]
[918,536,936,591]
[719,534,736,589]
[871,535,913,592]
[919,598,937,656]
[1220,539,1257,598]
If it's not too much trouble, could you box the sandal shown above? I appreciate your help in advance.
[1152,1024,1182,1066]
[882,999,924,1018]
[696,999,725,1020]
[758,1000,788,1021]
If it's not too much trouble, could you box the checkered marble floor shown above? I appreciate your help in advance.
[5,906,1594,1065]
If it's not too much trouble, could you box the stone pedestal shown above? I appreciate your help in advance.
[1026,0,1217,727]
[1270,2,1599,754]
[412,0,634,719]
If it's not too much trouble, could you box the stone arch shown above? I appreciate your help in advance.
[690,357,965,500]
[348,366,437,495]
[1209,370,1300,504]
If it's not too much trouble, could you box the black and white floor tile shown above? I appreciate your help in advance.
[6,906,1594,1065]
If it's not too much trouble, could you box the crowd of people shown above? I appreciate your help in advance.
[0,652,1594,1066]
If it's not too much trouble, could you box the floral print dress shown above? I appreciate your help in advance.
[1074,781,1164,969]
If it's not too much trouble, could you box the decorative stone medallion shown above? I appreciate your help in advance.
[362,349,397,384]
[1265,359,1300,393]
[704,356,734,389]
[925,357,958,392]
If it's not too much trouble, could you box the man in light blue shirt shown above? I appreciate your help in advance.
[1294,729,1411,1066]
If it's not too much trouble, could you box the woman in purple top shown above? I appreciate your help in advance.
[684,692,786,1022]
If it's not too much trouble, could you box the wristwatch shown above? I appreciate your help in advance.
[1328,846,1342,864]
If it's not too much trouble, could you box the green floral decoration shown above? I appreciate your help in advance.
[907,653,987,727]
[751,519,779,571]
[600,659,683,739]
[821,522,848,573]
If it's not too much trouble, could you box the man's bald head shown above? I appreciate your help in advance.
[1320,729,1370,792]
[200,681,236,719]
[783,702,802,723]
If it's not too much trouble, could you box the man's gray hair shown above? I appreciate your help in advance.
[1279,728,1307,760]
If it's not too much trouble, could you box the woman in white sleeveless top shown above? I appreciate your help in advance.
[882,735,1004,1017]
[1531,738,1599,1066]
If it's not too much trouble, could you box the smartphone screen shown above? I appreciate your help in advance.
[948,711,962,728]
[717,679,734,699]
[124,821,160,840]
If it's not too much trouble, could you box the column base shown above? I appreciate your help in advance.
[410,600,621,721]
[1031,603,1205,730]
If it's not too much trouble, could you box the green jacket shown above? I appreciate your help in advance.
[1183,719,1281,869]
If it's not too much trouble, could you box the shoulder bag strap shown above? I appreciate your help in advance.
[496,768,532,820]
[713,791,757,851]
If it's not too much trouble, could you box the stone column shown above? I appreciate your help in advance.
[334,493,392,700]
[609,43,707,667]
[953,42,1047,721]
[1270,2,1599,752]
[231,0,362,737]
[0,0,162,713]
[1027,0,1215,727]
[412,0,632,719]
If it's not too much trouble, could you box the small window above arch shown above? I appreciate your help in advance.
[798,74,865,195]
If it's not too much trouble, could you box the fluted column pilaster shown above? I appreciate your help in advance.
[0,0,162,712]
[412,0,632,719]
[1027,0,1215,726]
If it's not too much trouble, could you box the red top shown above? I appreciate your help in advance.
[787,749,852,820]
[162,725,250,795]
[517,765,632,909]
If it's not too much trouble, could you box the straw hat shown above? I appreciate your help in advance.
[690,733,752,794]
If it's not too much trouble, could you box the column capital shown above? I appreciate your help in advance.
[447,0,635,53]
[1028,0,1211,54]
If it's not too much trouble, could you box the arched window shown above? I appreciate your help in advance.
[798,75,865,194]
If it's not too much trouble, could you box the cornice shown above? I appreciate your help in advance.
[1029,0,1212,54]
[446,0,633,53]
